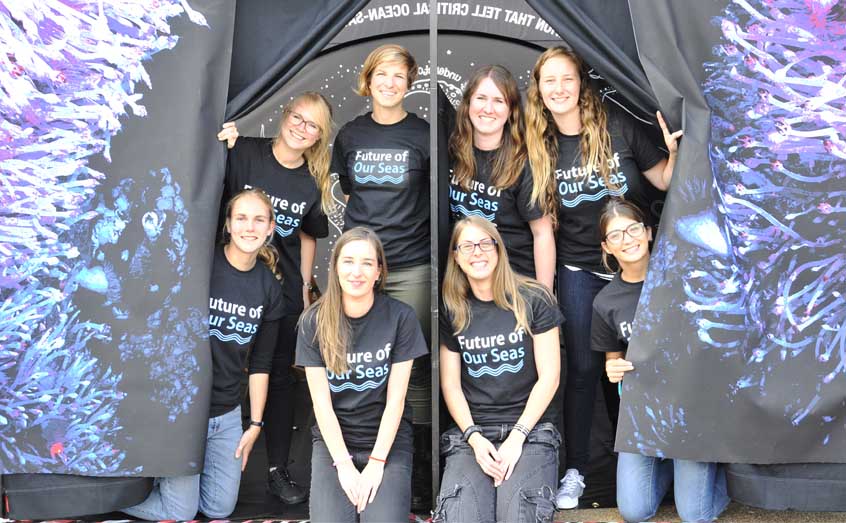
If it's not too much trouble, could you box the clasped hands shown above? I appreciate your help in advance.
[468,431,524,487]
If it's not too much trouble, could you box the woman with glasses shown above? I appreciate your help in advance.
[524,46,683,508]
[592,199,728,523]
[449,65,555,289]
[296,227,428,522]
[433,216,562,523]
[216,91,334,504]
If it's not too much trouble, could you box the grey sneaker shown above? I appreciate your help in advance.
[555,468,585,509]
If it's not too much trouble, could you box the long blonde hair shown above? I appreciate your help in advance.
[303,227,387,374]
[275,92,335,216]
[526,47,616,225]
[442,216,553,335]
[223,188,282,280]
[355,44,418,96]
[449,65,527,191]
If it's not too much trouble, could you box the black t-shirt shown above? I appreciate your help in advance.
[590,273,643,354]
[226,137,329,314]
[209,246,286,417]
[555,111,665,272]
[440,286,563,425]
[332,113,430,268]
[448,148,543,277]
[295,293,428,450]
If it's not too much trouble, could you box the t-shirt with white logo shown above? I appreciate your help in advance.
[296,293,428,450]
[226,137,328,314]
[332,113,430,269]
[591,272,643,354]
[439,286,563,425]
[448,148,543,278]
[209,246,286,417]
[555,110,665,272]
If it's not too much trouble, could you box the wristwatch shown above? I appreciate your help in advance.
[249,420,264,428]
[462,424,482,442]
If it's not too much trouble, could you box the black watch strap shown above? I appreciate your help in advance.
[462,424,482,442]
[249,420,264,428]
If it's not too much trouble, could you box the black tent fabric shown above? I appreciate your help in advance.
[225,0,369,120]
[618,0,846,464]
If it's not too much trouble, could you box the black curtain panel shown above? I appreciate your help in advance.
[619,0,846,465]
[225,0,370,120]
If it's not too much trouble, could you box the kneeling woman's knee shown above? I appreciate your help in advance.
[199,494,237,519]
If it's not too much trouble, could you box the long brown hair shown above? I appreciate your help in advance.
[598,198,649,273]
[526,47,616,224]
[275,92,335,216]
[449,65,527,191]
[222,188,282,280]
[442,216,554,335]
[303,227,388,374]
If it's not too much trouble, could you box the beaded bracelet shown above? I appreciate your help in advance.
[368,455,387,464]
[332,454,353,467]
[512,423,530,437]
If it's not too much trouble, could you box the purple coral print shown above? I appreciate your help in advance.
[623,0,846,460]
[0,1,207,473]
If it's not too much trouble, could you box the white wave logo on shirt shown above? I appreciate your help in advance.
[209,297,260,345]
[449,173,501,221]
[352,149,409,186]
[458,329,526,378]
[556,152,628,208]
[326,343,393,392]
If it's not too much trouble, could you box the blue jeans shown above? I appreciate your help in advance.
[308,439,413,523]
[123,406,244,520]
[617,452,729,523]
[558,267,610,471]
[433,423,560,523]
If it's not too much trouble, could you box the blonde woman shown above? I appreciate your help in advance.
[525,46,682,509]
[448,65,555,289]
[332,44,431,339]
[216,91,333,504]
[433,216,562,523]
[296,227,428,522]
[124,189,285,520]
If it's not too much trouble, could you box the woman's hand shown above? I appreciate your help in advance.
[335,460,361,506]
[217,121,239,149]
[234,425,261,471]
[606,358,634,383]
[468,433,504,483]
[656,111,683,155]
[357,460,385,513]
[495,432,525,486]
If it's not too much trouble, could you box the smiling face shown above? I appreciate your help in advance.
[336,239,381,300]
[454,223,499,284]
[601,215,652,268]
[538,55,581,120]
[468,77,510,146]
[226,193,274,257]
[368,60,410,111]
[278,100,322,153]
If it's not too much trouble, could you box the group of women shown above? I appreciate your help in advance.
[123,43,728,522]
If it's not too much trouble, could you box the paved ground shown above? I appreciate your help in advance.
[554,502,846,522]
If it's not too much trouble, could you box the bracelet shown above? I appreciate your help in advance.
[462,424,483,442]
[303,281,314,290]
[512,423,530,437]
[332,455,353,467]
[249,420,264,428]
[368,455,386,464]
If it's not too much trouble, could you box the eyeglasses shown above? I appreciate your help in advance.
[454,238,497,255]
[603,222,646,245]
[287,111,321,136]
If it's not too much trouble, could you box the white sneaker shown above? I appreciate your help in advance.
[555,468,585,509]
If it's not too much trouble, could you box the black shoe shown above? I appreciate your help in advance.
[267,467,308,504]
